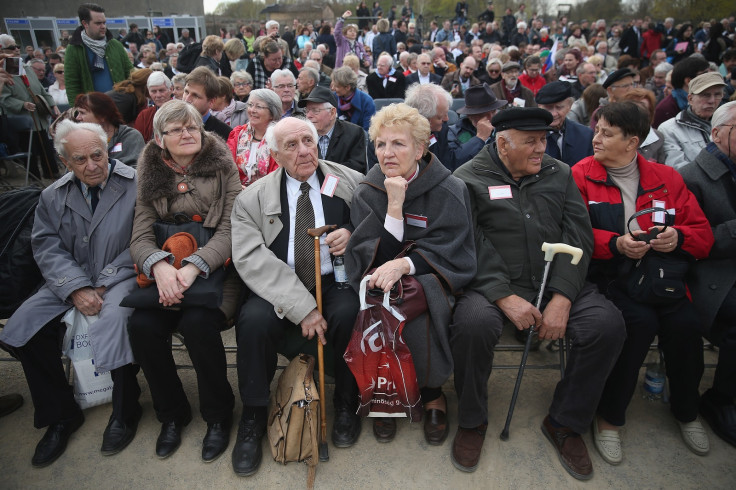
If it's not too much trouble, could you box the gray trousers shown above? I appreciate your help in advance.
[450,283,625,433]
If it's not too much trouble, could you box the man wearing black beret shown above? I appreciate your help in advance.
[535,81,594,166]
[451,108,625,479]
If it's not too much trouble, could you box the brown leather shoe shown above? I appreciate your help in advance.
[451,424,487,472]
[541,415,593,480]
[372,417,396,443]
[424,394,449,445]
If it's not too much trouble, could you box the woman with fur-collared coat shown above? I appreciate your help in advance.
[127,100,241,463]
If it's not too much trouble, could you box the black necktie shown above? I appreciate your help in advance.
[89,186,100,214]
[547,132,561,160]
[294,182,316,291]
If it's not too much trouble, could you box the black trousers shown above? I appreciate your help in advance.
[598,283,704,426]
[451,284,625,433]
[712,287,736,399]
[15,315,141,428]
[235,277,358,410]
[127,307,234,424]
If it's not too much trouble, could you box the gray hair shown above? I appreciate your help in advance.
[29,58,46,67]
[300,67,320,86]
[654,62,674,75]
[148,71,173,89]
[53,120,107,159]
[230,70,253,85]
[265,20,280,31]
[265,118,319,152]
[303,60,321,72]
[711,101,736,130]
[171,72,188,87]
[249,88,283,121]
[270,69,295,85]
[331,66,357,90]
[152,99,203,142]
[405,83,452,119]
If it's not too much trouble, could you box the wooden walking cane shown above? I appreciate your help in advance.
[307,224,337,462]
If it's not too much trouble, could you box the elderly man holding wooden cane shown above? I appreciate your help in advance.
[230,117,364,477]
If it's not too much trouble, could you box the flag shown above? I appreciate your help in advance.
[543,39,558,74]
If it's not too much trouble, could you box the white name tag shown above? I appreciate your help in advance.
[388,76,397,82]
[111,142,122,153]
[513,97,526,107]
[320,174,340,197]
[405,213,427,228]
[429,135,437,147]
[652,200,666,224]
[489,185,513,200]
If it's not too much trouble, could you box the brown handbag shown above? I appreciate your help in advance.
[267,353,321,489]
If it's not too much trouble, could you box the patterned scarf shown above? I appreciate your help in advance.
[252,59,269,89]
[235,123,274,186]
[212,98,237,125]
[81,30,108,70]
[338,91,356,120]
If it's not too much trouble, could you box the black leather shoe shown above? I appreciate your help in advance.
[101,408,142,456]
[332,406,361,448]
[373,417,397,443]
[700,389,736,448]
[231,419,265,476]
[32,411,84,468]
[156,412,192,459]
[202,417,232,462]
[0,393,23,418]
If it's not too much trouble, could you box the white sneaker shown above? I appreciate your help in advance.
[679,419,710,456]
[593,416,623,465]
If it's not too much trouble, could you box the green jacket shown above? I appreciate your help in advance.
[0,75,57,130]
[453,144,593,304]
[65,27,133,105]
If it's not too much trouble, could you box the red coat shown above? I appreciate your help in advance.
[133,106,157,143]
[641,30,663,60]
[519,72,546,96]
[572,153,713,263]
[226,124,279,186]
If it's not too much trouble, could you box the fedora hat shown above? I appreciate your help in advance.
[457,83,508,115]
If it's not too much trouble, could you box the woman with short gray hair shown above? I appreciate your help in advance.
[227,88,281,186]
[331,66,375,130]
[230,70,253,103]
[128,98,241,462]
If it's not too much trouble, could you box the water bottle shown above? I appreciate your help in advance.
[333,255,349,289]
[643,350,666,401]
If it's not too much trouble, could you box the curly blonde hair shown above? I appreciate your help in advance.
[369,103,430,156]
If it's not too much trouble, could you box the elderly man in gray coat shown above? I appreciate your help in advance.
[680,101,736,449]
[0,120,141,467]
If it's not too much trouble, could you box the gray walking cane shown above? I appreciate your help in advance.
[500,242,583,441]
[307,224,337,462]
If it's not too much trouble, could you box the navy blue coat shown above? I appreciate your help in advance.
[548,118,594,167]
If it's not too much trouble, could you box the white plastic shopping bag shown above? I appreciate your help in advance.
[62,308,113,409]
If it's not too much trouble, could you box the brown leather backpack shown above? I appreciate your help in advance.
[267,353,321,488]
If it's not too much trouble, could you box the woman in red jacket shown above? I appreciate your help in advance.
[572,102,714,465]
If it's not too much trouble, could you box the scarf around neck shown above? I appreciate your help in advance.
[81,30,108,59]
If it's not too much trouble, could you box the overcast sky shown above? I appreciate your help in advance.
[203,0,234,14]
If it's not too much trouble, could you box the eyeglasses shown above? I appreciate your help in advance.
[233,82,251,88]
[3,45,19,50]
[305,107,332,115]
[273,83,296,90]
[162,126,200,137]
[245,102,269,111]
[488,69,500,74]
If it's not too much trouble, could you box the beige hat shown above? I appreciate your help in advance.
[689,72,725,94]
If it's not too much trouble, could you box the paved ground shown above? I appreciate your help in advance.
[1,327,734,490]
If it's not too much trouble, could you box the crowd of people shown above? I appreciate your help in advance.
[1,0,736,482]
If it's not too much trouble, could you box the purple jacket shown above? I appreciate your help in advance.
[335,17,370,69]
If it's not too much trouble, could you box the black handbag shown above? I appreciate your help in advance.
[120,214,228,309]
[625,208,691,305]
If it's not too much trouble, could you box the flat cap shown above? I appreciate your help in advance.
[492,107,554,132]
[502,61,521,73]
[535,81,572,104]
[297,86,337,108]
[602,68,634,89]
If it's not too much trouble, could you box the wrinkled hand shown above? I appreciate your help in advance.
[176,263,201,293]
[325,228,351,256]
[152,260,184,306]
[94,286,106,298]
[496,294,542,331]
[368,258,410,292]
[649,226,679,253]
[300,308,328,345]
[475,116,494,141]
[538,294,571,340]
[0,53,15,89]
[70,287,104,316]
[616,231,650,259]
[385,176,408,219]
[23,101,36,112]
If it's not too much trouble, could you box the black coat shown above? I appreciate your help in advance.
[405,72,442,86]
[366,71,406,99]
[204,114,233,141]
[322,120,367,174]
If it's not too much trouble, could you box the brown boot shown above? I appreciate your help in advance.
[541,415,593,480]
[451,424,487,472]
[372,417,396,443]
